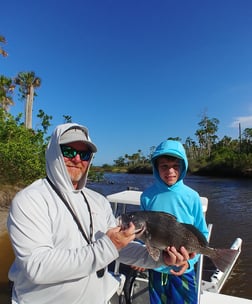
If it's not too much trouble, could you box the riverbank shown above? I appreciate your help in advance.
[0,185,22,232]
[124,165,252,178]
[0,210,8,233]
[0,186,17,303]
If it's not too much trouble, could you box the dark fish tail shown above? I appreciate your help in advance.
[209,248,238,272]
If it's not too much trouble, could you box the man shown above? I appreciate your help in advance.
[8,123,192,304]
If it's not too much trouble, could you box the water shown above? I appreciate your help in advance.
[1,173,251,301]
[89,173,252,300]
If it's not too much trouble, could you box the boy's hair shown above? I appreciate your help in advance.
[154,155,180,168]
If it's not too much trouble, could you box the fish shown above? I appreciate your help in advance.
[118,210,238,273]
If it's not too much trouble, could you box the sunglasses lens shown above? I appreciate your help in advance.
[61,146,75,158]
[80,151,91,161]
[61,146,91,161]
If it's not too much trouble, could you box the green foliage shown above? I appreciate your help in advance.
[0,109,46,185]
[113,120,252,178]
[14,71,41,100]
[0,35,8,57]
[88,167,104,182]
[63,115,72,123]
[37,109,52,131]
[0,75,15,111]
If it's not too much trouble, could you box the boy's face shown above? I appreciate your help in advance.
[157,156,181,186]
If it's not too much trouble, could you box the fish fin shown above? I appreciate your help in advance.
[159,211,177,221]
[145,240,161,261]
[181,223,208,246]
[210,248,239,272]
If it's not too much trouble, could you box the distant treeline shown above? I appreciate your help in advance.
[0,109,252,187]
[97,116,252,179]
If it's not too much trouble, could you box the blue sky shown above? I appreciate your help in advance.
[1,0,252,165]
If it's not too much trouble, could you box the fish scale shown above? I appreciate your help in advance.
[118,210,238,273]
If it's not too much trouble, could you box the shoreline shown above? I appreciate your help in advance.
[0,185,22,233]
[0,210,8,234]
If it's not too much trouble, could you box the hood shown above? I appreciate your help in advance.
[151,140,188,186]
[45,123,96,193]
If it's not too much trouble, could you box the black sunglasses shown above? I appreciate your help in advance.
[60,145,92,161]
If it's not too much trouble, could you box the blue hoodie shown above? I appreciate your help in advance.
[140,140,209,273]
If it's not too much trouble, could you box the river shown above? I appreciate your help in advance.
[0,173,251,301]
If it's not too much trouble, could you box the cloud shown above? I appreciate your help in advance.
[230,116,252,128]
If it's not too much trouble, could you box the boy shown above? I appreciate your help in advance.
[141,140,209,304]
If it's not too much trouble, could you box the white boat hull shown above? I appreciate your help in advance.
[201,291,252,303]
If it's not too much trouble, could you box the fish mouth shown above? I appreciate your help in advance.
[116,216,123,227]
[117,216,145,236]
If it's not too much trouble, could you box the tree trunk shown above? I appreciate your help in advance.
[25,86,34,129]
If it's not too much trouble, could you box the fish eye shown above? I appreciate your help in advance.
[130,215,134,220]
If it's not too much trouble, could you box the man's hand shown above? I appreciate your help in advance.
[131,265,146,272]
[163,246,196,276]
[106,223,136,250]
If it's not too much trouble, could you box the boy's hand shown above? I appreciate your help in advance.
[163,246,196,276]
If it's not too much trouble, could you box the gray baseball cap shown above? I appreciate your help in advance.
[59,127,97,152]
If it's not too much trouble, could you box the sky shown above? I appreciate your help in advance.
[1,0,252,165]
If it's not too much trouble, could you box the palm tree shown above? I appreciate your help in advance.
[0,35,8,57]
[0,75,15,111]
[14,71,41,129]
[195,116,219,157]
